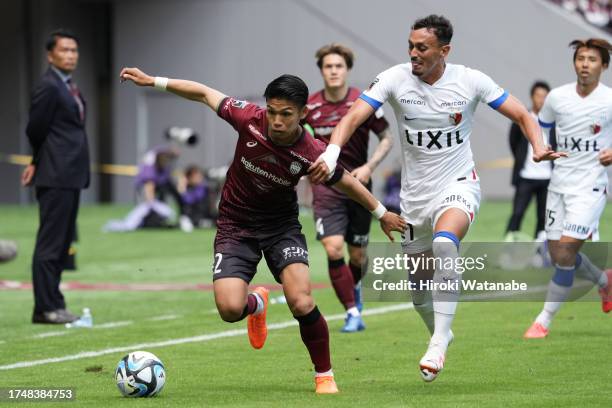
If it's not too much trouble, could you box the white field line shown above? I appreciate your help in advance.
[29,315,181,340]
[0,303,413,371]
[1,281,594,371]
[30,320,134,339]
[93,321,133,329]
[33,331,70,339]
[148,314,181,321]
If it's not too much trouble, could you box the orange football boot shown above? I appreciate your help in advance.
[247,287,269,349]
[599,270,612,313]
[315,375,339,394]
[523,322,549,339]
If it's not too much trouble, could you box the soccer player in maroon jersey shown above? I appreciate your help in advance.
[120,67,406,394]
[305,44,395,332]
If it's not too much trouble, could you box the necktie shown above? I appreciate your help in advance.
[67,79,85,122]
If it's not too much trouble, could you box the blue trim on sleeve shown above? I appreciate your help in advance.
[433,231,460,249]
[488,90,509,110]
[538,118,555,129]
[359,93,383,110]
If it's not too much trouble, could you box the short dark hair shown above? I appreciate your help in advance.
[530,80,550,96]
[263,74,309,108]
[46,29,79,51]
[569,38,611,66]
[412,15,453,46]
[315,43,354,70]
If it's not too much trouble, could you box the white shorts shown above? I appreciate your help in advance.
[400,176,481,255]
[545,187,607,241]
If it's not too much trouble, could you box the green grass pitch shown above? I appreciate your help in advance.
[0,202,611,407]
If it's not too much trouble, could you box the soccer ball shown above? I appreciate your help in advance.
[115,351,166,397]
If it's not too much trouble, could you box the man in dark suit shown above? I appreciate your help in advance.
[21,29,90,324]
[505,81,556,241]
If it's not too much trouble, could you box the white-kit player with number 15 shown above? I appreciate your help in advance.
[309,14,564,382]
[525,38,612,340]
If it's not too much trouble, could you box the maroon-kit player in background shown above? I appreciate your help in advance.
[120,67,406,394]
[305,44,394,332]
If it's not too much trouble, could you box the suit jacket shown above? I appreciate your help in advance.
[509,121,556,186]
[26,67,90,189]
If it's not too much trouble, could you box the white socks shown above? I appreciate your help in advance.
[412,290,435,335]
[536,252,608,330]
[253,292,264,315]
[315,369,334,377]
[346,306,360,317]
[576,253,608,288]
[431,235,461,348]
[536,264,575,329]
[536,281,573,329]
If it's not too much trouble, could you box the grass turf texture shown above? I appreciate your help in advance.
[0,202,611,407]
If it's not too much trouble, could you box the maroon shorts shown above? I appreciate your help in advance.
[213,224,309,284]
[313,189,372,246]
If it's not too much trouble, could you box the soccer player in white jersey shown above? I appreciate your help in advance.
[309,14,564,381]
[524,39,612,339]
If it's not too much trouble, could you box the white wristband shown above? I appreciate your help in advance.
[326,143,341,157]
[154,76,168,91]
[321,144,341,179]
[371,202,387,220]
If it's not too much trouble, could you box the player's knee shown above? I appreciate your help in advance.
[324,246,344,260]
[215,301,246,323]
[322,239,344,260]
[218,308,244,323]
[432,231,460,258]
[549,247,577,267]
[348,248,366,266]
[287,293,314,316]
[552,253,571,267]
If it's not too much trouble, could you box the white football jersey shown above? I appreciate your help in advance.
[538,82,612,194]
[361,63,507,210]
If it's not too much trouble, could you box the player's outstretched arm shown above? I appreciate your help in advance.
[333,171,407,241]
[119,67,226,112]
[496,94,567,162]
[351,127,394,184]
[309,98,375,184]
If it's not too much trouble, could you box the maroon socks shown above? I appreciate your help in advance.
[294,306,331,373]
[328,258,356,309]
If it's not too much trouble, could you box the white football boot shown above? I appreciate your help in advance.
[419,330,453,382]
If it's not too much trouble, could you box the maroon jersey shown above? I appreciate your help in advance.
[305,87,389,172]
[306,87,388,209]
[216,97,343,239]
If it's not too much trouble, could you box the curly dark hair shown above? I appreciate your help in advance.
[412,15,453,46]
